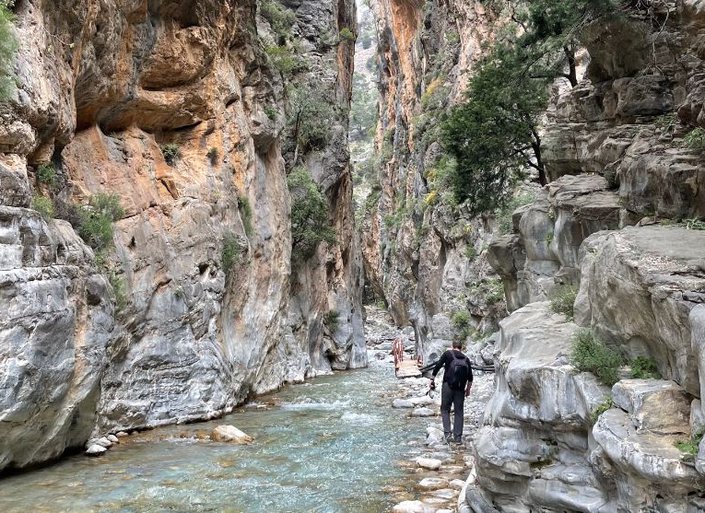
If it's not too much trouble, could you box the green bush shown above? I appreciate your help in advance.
[571,329,623,386]
[265,45,306,75]
[451,310,471,330]
[549,285,578,320]
[260,0,296,41]
[324,309,341,334]
[684,127,705,151]
[288,167,336,260]
[108,271,128,313]
[264,105,277,121]
[161,143,181,166]
[684,218,705,231]
[78,194,124,254]
[207,147,219,165]
[289,88,333,153]
[629,356,661,379]
[589,398,613,424]
[675,431,703,460]
[222,232,241,277]
[465,245,478,260]
[0,1,17,100]
[238,195,254,237]
[339,27,355,42]
[37,163,56,186]
[32,196,55,219]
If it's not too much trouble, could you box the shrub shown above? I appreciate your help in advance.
[260,0,296,41]
[684,127,705,151]
[465,245,478,260]
[37,163,56,186]
[451,310,471,331]
[264,105,277,121]
[222,232,241,277]
[207,147,219,165]
[324,309,341,334]
[78,194,124,254]
[288,167,336,260]
[630,356,661,379]
[265,45,306,75]
[161,143,181,166]
[675,431,703,460]
[0,1,17,100]
[339,27,355,42]
[589,398,613,424]
[238,195,254,237]
[32,196,55,219]
[289,88,333,153]
[571,329,623,386]
[549,285,578,320]
[684,218,705,231]
[108,271,128,313]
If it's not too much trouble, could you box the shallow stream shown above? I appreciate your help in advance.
[0,356,426,513]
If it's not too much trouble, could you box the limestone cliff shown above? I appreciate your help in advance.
[0,0,363,471]
[465,1,705,512]
[362,0,505,363]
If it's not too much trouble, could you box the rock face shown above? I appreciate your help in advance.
[362,0,505,359]
[464,3,705,512]
[0,0,363,471]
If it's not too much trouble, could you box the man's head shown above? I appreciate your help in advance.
[452,339,463,350]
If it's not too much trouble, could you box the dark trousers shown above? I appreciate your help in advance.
[441,382,465,441]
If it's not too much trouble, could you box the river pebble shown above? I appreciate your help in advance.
[85,444,107,456]
[416,457,442,470]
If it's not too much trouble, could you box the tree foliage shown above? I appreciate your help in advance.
[441,0,614,214]
[288,167,336,260]
[0,0,17,100]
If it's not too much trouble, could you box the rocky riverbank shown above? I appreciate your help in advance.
[365,306,494,513]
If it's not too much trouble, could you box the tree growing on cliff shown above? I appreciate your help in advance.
[288,167,336,260]
[442,0,614,213]
[0,0,17,100]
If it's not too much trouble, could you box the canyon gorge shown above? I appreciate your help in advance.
[1,0,705,512]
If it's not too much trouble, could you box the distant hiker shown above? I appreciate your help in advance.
[392,335,404,372]
[429,340,472,444]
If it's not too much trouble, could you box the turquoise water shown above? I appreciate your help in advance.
[0,357,426,513]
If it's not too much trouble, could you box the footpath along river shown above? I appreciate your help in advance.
[0,351,433,513]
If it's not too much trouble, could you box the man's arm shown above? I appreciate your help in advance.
[431,351,448,378]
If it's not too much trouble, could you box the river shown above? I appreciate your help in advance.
[0,355,429,513]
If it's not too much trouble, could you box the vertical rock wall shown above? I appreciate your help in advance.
[0,0,363,471]
[362,0,504,361]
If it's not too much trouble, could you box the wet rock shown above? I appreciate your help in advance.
[85,445,107,456]
[211,425,253,444]
[393,399,415,409]
[94,437,113,448]
[392,500,434,513]
[115,432,128,438]
[411,407,435,417]
[416,457,443,471]
[106,434,119,444]
[417,477,449,490]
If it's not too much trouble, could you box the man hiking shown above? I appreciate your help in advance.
[429,340,472,444]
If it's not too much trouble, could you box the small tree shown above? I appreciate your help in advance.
[288,167,336,260]
[288,86,334,163]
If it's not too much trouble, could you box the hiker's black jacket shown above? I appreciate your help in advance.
[432,349,473,386]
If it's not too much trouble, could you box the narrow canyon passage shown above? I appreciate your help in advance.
[0,321,428,513]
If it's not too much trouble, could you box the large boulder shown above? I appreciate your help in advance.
[575,225,705,396]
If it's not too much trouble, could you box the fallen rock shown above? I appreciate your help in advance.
[393,399,415,408]
[211,425,253,444]
[392,500,433,513]
[411,407,435,417]
[94,437,113,448]
[107,434,119,443]
[85,444,107,456]
[418,477,449,490]
[416,457,443,471]
[116,431,129,438]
